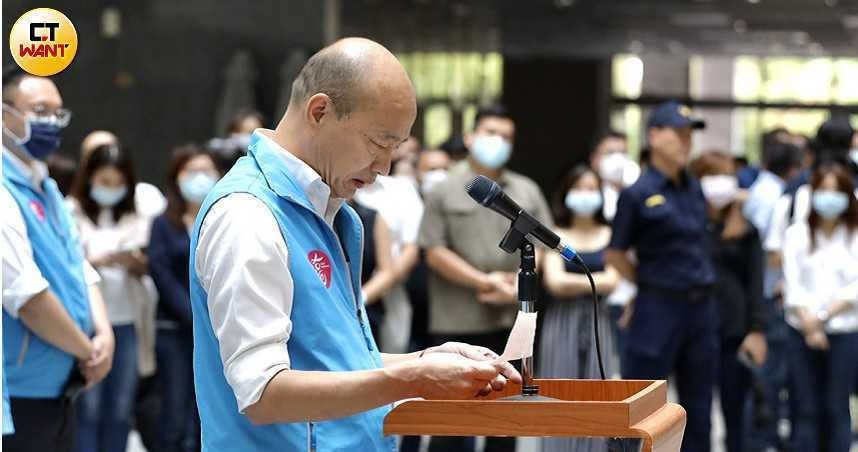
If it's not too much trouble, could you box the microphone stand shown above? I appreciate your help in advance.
[498,214,541,397]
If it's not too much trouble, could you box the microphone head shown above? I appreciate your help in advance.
[465,175,501,206]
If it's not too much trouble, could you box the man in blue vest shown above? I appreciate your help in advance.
[191,37,521,451]
[2,70,115,451]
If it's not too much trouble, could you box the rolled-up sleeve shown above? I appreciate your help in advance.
[1,188,49,317]
[195,194,293,412]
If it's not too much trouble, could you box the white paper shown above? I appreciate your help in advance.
[497,311,538,362]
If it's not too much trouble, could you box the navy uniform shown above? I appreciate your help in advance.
[608,102,717,452]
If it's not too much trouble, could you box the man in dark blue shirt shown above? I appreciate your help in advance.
[605,101,717,452]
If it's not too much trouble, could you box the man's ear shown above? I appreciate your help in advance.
[306,93,333,127]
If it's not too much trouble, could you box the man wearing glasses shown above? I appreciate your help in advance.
[2,68,114,452]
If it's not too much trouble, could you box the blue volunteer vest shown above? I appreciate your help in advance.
[190,133,395,451]
[2,151,93,398]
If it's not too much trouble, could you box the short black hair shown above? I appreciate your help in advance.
[591,130,627,153]
[439,135,468,160]
[763,142,802,179]
[2,66,30,105]
[473,104,512,130]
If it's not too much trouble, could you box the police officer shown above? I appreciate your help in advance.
[190,38,519,452]
[2,70,114,451]
[605,101,716,452]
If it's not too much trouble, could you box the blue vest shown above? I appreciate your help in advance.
[2,152,92,398]
[190,133,395,452]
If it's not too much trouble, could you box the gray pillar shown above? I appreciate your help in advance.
[691,56,734,155]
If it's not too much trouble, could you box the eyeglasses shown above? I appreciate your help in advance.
[29,104,72,128]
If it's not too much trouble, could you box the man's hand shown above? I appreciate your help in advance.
[804,330,829,350]
[739,332,767,366]
[410,353,507,399]
[477,272,517,305]
[422,342,522,387]
[80,332,115,388]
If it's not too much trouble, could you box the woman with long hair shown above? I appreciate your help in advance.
[147,144,221,452]
[539,164,618,452]
[782,158,858,452]
[68,142,154,452]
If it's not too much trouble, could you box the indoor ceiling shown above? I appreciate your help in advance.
[342,0,858,57]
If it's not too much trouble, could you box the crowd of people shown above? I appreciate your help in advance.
[3,45,858,452]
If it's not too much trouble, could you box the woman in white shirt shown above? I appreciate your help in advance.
[781,159,858,452]
[68,143,155,452]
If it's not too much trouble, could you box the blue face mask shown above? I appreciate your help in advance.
[90,184,128,208]
[180,172,217,203]
[471,135,512,170]
[812,190,849,220]
[564,190,603,217]
[23,119,63,160]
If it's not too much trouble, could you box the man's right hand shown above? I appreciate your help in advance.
[406,352,504,399]
[477,272,517,305]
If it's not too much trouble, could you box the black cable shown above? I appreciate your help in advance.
[572,254,607,380]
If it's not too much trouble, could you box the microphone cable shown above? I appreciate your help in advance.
[571,254,607,380]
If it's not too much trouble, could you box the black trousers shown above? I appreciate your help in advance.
[426,329,515,452]
[4,396,76,452]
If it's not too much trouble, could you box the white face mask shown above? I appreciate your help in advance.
[598,152,639,186]
[420,169,448,194]
[471,135,512,169]
[700,175,739,209]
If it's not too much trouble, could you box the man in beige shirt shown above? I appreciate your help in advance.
[418,104,553,452]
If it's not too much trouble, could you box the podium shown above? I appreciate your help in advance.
[384,379,686,452]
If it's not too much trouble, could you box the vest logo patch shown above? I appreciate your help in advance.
[308,250,332,288]
[29,199,46,221]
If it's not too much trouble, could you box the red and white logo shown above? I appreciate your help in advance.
[29,200,46,221]
[307,250,332,288]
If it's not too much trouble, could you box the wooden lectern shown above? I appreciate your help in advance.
[384,379,686,452]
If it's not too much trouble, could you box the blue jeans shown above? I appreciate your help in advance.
[623,293,719,452]
[76,324,139,452]
[787,327,858,452]
[156,328,199,452]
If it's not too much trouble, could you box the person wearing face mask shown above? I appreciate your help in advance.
[605,101,716,452]
[538,165,619,452]
[188,39,519,452]
[691,150,768,452]
[589,130,640,222]
[2,70,114,451]
[588,131,640,375]
[66,143,156,452]
[145,144,220,452]
[781,161,858,452]
[80,130,167,219]
[419,104,550,452]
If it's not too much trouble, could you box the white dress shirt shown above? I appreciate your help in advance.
[68,200,157,325]
[194,131,343,411]
[354,175,423,353]
[782,222,858,334]
[2,148,99,317]
[743,170,785,239]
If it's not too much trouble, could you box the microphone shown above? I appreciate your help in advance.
[465,175,578,262]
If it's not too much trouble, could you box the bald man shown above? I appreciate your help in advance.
[189,37,520,451]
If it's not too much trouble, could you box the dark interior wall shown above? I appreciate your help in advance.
[3,1,323,186]
[502,57,609,199]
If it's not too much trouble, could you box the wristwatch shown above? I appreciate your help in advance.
[816,309,831,325]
